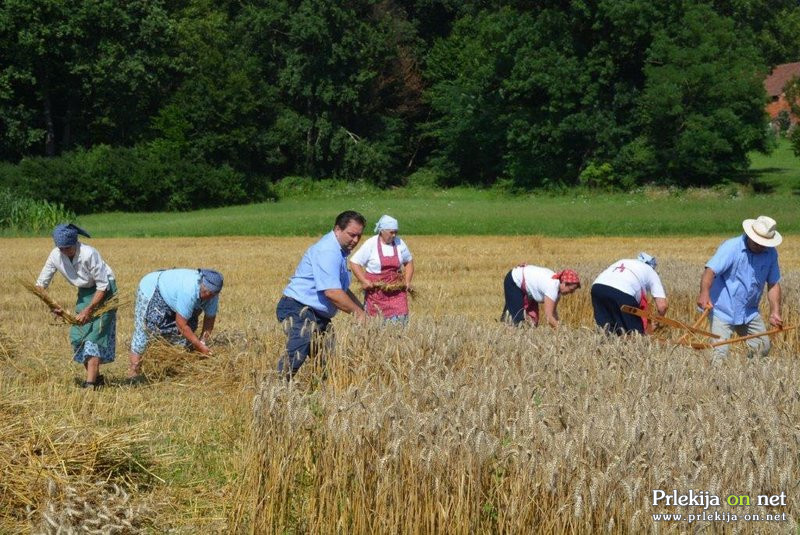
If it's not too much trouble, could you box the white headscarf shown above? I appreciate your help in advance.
[637,252,657,270]
[374,214,399,233]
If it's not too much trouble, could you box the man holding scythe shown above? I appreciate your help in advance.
[697,215,783,362]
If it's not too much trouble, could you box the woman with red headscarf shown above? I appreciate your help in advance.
[501,265,581,327]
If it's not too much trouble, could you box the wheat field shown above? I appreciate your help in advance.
[2,236,799,534]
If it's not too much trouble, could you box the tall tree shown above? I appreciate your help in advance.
[629,4,769,185]
[0,0,177,160]
[150,0,280,178]
[709,0,800,65]
[238,0,423,183]
[424,5,635,187]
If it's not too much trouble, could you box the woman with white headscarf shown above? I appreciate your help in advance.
[591,252,668,335]
[349,215,414,322]
[36,223,117,389]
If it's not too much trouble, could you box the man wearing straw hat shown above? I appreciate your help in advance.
[697,215,783,362]
[36,223,118,389]
[276,210,367,379]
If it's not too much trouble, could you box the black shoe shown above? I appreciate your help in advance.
[80,380,97,389]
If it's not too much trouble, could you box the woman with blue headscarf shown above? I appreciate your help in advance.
[127,268,223,384]
[350,215,415,322]
[36,223,117,389]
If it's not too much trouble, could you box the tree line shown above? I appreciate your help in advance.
[2,0,799,213]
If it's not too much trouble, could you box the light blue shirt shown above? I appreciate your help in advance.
[139,268,219,318]
[707,235,780,324]
[283,231,351,318]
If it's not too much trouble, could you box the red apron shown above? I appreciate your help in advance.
[639,292,650,333]
[519,264,540,325]
[364,240,408,318]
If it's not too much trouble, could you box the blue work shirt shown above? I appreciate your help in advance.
[283,231,351,318]
[706,235,780,324]
[139,268,219,318]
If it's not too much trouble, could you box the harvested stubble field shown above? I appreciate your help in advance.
[2,235,799,534]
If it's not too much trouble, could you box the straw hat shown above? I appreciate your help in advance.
[742,216,782,247]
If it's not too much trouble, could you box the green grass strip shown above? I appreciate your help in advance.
[32,190,796,237]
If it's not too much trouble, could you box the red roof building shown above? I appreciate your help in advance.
[764,61,800,125]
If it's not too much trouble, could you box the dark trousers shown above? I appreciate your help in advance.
[276,296,332,376]
[500,270,526,325]
[591,283,644,335]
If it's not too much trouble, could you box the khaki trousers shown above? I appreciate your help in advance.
[709,314,770,363]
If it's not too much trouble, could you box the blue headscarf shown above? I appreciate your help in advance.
[199,269,224,293]
[53,223,91,248]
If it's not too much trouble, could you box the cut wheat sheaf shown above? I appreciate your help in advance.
[18,279,131,325]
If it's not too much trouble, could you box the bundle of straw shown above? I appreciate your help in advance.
[18,279,130,324]
[141,337,201,381]
[362,280,417,298]
[18,279,78,324]
[0,408,158,527]
[90,293,133,318]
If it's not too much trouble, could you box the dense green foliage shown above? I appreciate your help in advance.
[2,144,268,213]
[1,0,799,213]
[0,187,75,231]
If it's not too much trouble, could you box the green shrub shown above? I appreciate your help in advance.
[2,145,263,213]
[404,168,442,190]
[614,137,657,187]
[272,176,380,199]
[578,162,617,190]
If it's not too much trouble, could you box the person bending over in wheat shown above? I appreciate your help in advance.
[127,268,223,385]
[590,252,668,336]
[349,215,415,324]
[501,265,581,327]
[36,224,118,390]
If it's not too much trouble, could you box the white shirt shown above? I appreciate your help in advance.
[592,259,666,299]
[350,235,413,274]
[36,243,115,291]
[511,265,560,303]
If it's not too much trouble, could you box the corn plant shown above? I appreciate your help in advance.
[0,188,76,233]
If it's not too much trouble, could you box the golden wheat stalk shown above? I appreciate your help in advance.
[90,293,132,318]
[0,330,17,360]
[18,279,79,325]
[19,279,130,325]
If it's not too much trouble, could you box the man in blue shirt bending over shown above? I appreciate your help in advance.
[697,215,783,363]
[277,210,367,378]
